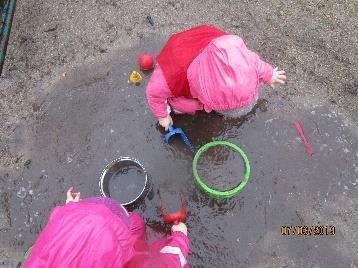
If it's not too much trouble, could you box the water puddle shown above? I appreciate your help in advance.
[1,37,357,267]
[196,145,246,191]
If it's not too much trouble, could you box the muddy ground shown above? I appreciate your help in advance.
[0,0,357,267]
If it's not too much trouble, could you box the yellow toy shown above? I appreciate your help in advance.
[129,71,142,85]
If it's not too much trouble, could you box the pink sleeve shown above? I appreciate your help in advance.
[152,231,190,267]
[128,212,146,243]
[146,64,173,119]
[164,231,190,257]
[168,97,203,115]
[254,54,273,84]
[238,37,273,84]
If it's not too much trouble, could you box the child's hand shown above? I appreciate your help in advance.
[66,187,81,204]
[172,222,187,236]
[269,68,286,88]
[158,115,173,131]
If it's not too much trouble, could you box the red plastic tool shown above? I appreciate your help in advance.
[160,191,186,225]
[294,120,314,156]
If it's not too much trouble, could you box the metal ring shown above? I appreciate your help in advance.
[99,157,148,207]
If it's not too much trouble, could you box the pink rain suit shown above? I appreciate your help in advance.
[146,25,273,119]
[23,199,189,268]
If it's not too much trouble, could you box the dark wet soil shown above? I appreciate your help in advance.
[196,145,246,191]
[0,38,357,267]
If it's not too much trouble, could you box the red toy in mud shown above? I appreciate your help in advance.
[160,191,186,225]
[138,53,154,71]
[294,120,314,156]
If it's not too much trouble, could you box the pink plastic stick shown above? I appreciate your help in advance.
[294,120,314,156]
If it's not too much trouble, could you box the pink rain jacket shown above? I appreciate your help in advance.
[23,201,190,268]
[146,34,273,119]
[126,231,190,268]
[23,202,135,268]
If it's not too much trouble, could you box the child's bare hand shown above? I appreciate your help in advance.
[66,187,81,204]
[172,222,187,236]
[158,115,173,131]
[269,68,286,88]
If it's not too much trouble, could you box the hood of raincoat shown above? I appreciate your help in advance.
[156,25,227,99]
[23,201,134,268]
[187,35,273,112]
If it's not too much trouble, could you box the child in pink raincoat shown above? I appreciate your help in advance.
[146,25,287,130]
[23,187,189,268]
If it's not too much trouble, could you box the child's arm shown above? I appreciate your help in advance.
[236,36,275,84]
[241,38,286,87]
[168,96,203,115]
[268,67,286,88]
[249,49,274,84]
[65,187,80,204]
[250,50,286,87]
[146,65,172,120]
[155,223,190,267]
[256,57,274,84]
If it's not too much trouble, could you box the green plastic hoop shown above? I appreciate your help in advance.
[23,246,32,258]
[192,141,251,198]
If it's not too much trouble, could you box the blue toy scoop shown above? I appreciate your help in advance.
[163,125,195,152]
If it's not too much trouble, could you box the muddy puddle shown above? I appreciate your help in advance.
[196,144,247,191]
[0,37,357,267]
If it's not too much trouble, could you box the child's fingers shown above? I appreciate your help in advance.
[277,74,286,80]
[74,192,81,202]
[172,222,188,236]
[276,79,286,84]
[66,187,74,199]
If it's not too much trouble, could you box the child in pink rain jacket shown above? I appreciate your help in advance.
[23,187,189,268]
[146,25,287,130]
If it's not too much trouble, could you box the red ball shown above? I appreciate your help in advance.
[138,53,154,70]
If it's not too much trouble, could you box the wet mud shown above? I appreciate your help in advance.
[0,38,357,267]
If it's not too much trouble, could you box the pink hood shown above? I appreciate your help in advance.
[23,202,134,268]
[187,35,273,112]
